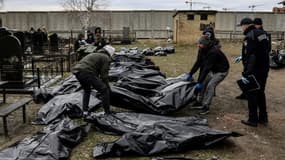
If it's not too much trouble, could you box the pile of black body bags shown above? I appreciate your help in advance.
[0,46,241,160]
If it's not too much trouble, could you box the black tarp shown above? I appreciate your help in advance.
[109,64,164,82]
[86,112,207,135]
[269,49,285,69]
[33,91,101,125]
[87,112,241,158]
[155,157,221,160]
[111,81,196,114]
[0,118,89,160]
[33,75,81,103]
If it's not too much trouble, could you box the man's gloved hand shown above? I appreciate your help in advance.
[234,56,242,63]
[82,111,89,119]
[186,74,193,81]
[241,76,250,84]
[195,83,202,90]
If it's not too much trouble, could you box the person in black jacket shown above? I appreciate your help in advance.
[72,45,115,118]
[238,18,270,127]
[187,26,221,103]
[253,18,272,53]
[187,35,229,115]
[235,18,272,100]
[86,30,95,44]
[94,27,106,51]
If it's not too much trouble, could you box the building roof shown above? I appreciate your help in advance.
[173,10,217,17]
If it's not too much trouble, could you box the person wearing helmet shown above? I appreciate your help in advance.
[72,45,115,117]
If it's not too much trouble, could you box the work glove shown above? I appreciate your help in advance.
[241,76,250,84]
[82,111,90,119]
[186,73,193,81]
[234,56,242,64]
[195,83,202,90]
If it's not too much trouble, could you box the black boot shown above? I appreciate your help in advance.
[241,120,257,127]
[236,93,247,100]
[258,115,268,124]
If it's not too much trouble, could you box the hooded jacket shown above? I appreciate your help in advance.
[190,44,229,83]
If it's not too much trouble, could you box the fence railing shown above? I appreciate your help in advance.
[22,52,78,88]
[216,31,285,41]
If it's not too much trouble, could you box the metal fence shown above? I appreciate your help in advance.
[216,31,285,41]
[22,51,78,88]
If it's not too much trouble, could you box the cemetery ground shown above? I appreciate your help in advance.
[0,40,285,160]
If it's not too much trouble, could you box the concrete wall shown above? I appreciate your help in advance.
[174,11,285,44]
[215,12,285,39]
[0,10,175,39]
[1,11,284,41]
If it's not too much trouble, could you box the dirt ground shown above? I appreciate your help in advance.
[0,40,285,160]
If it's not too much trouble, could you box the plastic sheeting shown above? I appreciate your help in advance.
[111,81,196,114]
[87,112,241,158]
[109,63,164,82]
[33,91,101,125]
[269,50,285,69]
[116,75,167,96]
[155,158,195,160]
[155,157,221,160]
[33,75,81,103]
[86,112,207,135]
[0,118,89,160]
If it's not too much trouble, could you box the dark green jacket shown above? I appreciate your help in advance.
[72,52,111,85]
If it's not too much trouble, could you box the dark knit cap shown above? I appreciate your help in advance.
[253,18,263,25]
[95,27,102,34]
[237,17,253,26]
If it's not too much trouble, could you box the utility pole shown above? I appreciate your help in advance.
[203,6,211,10]
[248,5,256,11]
[222,8,232,11]
[248,4,264,12]
[185,0,207,10]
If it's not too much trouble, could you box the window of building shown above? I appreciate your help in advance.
[0,18,2,27]
[187,14,194,20]
[200,23,210,31]
[200,14,208,20]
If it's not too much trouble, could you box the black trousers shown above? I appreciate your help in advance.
[74,71,110,113]
[247,73,268,122]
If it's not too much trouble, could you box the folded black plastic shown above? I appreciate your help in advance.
[116,75,167,95]
[269,50,285,69]
[155,158,195,160]
[86,112,207,135]
[0,118,89,160]
[109,65,165,82]
[33,75,82,103]
[111,81,196,114]
[33,91,101,125]
[90,112,241,158]
[155,157,221,160]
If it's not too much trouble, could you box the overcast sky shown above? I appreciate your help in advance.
[0,0,282,11]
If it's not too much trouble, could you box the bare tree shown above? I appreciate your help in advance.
[60,0,107,30]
